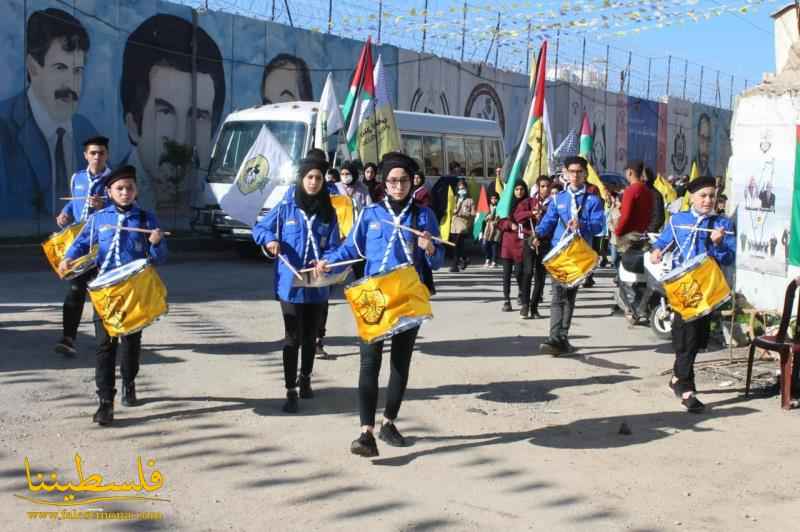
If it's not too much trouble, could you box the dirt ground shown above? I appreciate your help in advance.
[1,249,799,531]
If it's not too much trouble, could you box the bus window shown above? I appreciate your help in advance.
[422,136,444,176]
[465,137,484,177]
[403,134,424,172]
[445,136,466,176]
[486,139,501,178]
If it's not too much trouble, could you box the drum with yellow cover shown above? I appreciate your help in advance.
[41,223,98,280]
[344,264,432,344]
[88,259,168,337]
[662,253,730,322]
[542,232,599,288]
[331,194,355,238]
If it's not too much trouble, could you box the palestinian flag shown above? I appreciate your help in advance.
[473,185,490,240]
[579,112,593,159]
[343,37,373,155]
[497,40,548,218]
[790,125,800,266]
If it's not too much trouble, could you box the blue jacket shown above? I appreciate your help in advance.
[653,210,735,269]
[0,92,98,217]
[323,200,445,279]
[65,204,168,271]
[252,196,341,303]
[61,167,112,222]
[535,187,605,244]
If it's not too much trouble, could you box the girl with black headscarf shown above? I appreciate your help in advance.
[253,154,340,414]
[496,181,530,311]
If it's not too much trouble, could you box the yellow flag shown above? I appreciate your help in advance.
[439,185,455,240]
[654,173,677,204]
[495,176,504,195]
[681,160,700,211]
[586,163,609,203]
[523,119,549,188]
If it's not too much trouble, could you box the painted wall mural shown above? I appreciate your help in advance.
[0,0,731,237]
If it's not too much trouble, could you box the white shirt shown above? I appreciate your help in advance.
[27,88,73,212]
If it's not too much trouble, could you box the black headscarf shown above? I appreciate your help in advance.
[380,152,419,215]
[340,160,360,183]
[510,180,529,215]
[294,156,334,223]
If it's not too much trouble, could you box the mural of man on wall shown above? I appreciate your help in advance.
[697,112,712,175]
[261,54,313,104]
[0,8,98,217]
[120,14,226,212]
[464,83,506,137]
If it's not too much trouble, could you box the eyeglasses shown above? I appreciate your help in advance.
[385,178,411,186]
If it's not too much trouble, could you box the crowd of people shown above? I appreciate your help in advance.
[50,134,736,455]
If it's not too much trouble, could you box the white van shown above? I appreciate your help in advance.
[192,101,504,244]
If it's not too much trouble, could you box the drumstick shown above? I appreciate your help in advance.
[298,258,364,273]
[672,225,735,235]
[60,196,87,200]
[379,219,456,247]
[100,224,172,236]
[277,254,303,280]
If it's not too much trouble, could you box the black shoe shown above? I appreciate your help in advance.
[681,395,705,413]
[449,265,460,273]
[559,338,577,354]
[121,383,138,407]
[520,305,530,319]
[516,296,523,306]
[92,400,114,426]
[539,340,562,356]
[460,259,469,270]
[668,379,681,398]
[501,301,512,312]
[54,337,76,357]
[583,277,596,288]
[378,422,409,447]
[350,431,379,457]
[530,310,543,319]
[298,375,314,399]
[315,342,331,359]
[282,390,299,413]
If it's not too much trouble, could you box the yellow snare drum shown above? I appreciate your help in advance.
[41,223,98,280]
[344,264,432,344]
[542,232,599,288]
[331,194,355,238]
[662,253,730,322]
[88,259,168,337]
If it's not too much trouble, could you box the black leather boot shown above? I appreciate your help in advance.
[93,396,115,426]
[121,382,138,407]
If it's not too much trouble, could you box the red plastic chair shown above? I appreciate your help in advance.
[745,277,800,409]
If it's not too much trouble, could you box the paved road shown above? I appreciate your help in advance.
[1,251,798,531]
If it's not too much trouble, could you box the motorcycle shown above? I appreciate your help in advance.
[613,234,674,340]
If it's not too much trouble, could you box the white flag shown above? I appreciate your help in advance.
[218,125,292,226]
[314,72,345,153]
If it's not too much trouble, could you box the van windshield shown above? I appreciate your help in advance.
[207,121,307,183]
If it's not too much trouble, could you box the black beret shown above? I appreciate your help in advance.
[687,176,716,193]
[297,156,329,179]
[379,152,418,180]
[105,165,136,187]
[83,135,109,148]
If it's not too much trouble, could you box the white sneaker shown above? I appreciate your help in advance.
[484,260,490,268]
[491,262,498,268]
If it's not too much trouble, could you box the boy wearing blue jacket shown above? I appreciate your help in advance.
[59,165,167,426]
[650,175,735,413]
[54,136,113,357]
[316,152,445,457]
[533,156,605,356]
[253,155,341,414]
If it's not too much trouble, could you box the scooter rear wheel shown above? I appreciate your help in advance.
[650,305,673,340]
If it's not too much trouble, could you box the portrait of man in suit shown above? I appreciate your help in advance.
[0,8,97,217]
[120,14,225,212]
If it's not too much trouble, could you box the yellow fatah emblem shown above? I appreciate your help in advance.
[100,293,127,330]
[354,289,387,325]
[676,279,703,309]
[236,155,270,195]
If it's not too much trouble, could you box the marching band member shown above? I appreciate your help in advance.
[650,175,735,413]
[315,152,444,457]
[54,136,112,357]
[253,155,341,414]
[58,165,167,426]
[533,156,605,355]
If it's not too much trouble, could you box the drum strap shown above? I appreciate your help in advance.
[379,198,414,273]
[672,214,711,263]
[99,213,125,274]
[79,168,111,221]
[299,210,319,266]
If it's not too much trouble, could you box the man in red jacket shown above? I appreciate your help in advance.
[615,160,654,323]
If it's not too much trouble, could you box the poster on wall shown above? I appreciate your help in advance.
[567,86,616,172]
[627,97,659,171]
[665,97,694,177]
[731,94,797,278]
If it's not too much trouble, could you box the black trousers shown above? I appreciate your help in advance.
[671,314,711,395]
[96,325,142,401]
[549,284,579,341]
[522,245,547,311]
[358,326,418,427]
[450,232,467,267]
[317,301,329,344]
[63,270,95,340]
[501,258,524,301]
[280,301,325,389]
